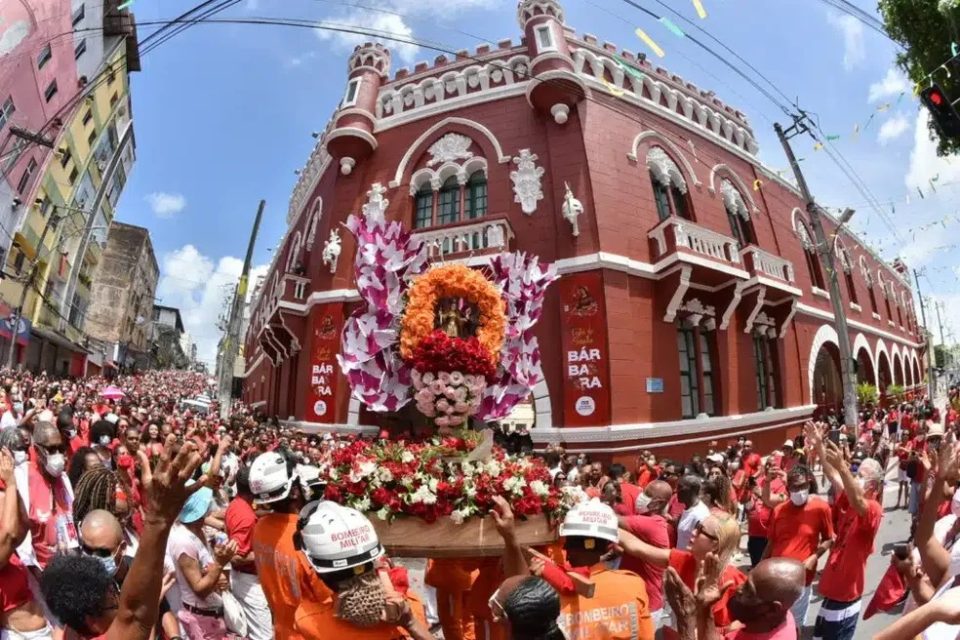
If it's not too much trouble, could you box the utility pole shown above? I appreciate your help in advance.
[935,300,947,348]
[218,200,264,419]
[914,269,936,400]
[5,207,62,369]
[775,117,859,428]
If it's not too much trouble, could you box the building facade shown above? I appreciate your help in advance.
[151,304,191,369]
[242,0,924,458]
[85,221,157,370]
[0,0,138,373]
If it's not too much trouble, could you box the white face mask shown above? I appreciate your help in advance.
[635,492,653,514]
[790,490,809,506]
[13,450,28,466]
[44,453,65,477]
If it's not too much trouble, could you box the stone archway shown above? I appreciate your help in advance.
[877,351,892,394]
[812,343,843,414]
[893,354,904,386]
[856,347,875,385]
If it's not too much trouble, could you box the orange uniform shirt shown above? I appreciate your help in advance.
[294,588,427,640]
[556,563,655,640]
[252,512,331,640]
[765,498,835,585]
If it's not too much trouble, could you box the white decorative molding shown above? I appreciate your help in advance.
[572,45,758,156]
[664,266,692,322]
[680,298,716,316]
[510,148,545,215]
[321,229,341,274]
[527,404,817,447]
[850,302,862,312]
[743,287,767,334]
[779,299,798,339]
[387,117,512,189]
[647,147,688,194]
[561,182,583,237]
[361,182,389,225]
[413,218,513,260]
[807,323,840,397]
[305,198,323,249]
[427,133,474,167]
[720,281,748,330]
[720,179,749,220]
[811,287,830,299]
[287,137,332,225]
[517,0,564,27]
[409,157,488,195]
[708,164,759,212]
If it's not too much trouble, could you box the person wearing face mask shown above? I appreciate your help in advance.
[761,464,834,633]
[15,421,77,574]
[294,501,432,639]
[617,480,673,628]
[804,421,884,640]
[78,509,179,639]
[57,409,84,458]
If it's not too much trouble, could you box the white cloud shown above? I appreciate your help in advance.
[906,111,960,190]
[313,0,497,65]
[156,245,266,367]
[878,114,910,145]
[869,68,910,102]
[827,13,866,71]
[146,192,186,218]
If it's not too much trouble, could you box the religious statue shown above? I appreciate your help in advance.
[438,298,464,338]
[561,181,584,237]
[322,229,341,274]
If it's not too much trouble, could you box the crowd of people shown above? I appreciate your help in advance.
[0,366,959,640]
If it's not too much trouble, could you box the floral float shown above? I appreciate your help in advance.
[337,195,557,428]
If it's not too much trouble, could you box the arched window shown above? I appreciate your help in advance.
[437,176,461,225]
[414,184,434,229]
[647,147,692,222]
[466,171,487,219]
[721,179,754,246]
[285,231,302,274]
[795,219,824,290]
[837,244,858,306]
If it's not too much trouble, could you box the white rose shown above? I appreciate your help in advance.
[449,509,467,525]
[530,480,549,497]
[411,484,437,505]
[428,477,439,492]
[504,476,527,494]
[401,451,416,464]
[377,467,394,483]
[485,461,502,477]
[353,496,371,512]
[376,507,391,520]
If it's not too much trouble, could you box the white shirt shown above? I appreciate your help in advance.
[677,501,710,551]
[1,411,18,429]
[167,523,223,610]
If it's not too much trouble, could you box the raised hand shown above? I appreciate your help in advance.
[214,539,238,565]
[145,435,204,523]
[0,448,14,486]
[695,552,729,609]
[664,567,696,621]
[490,495,516,541]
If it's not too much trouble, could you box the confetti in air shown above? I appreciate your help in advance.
[635,28,665,57]
[659,17,686,37]
[601,78,626,96]
[692,0,707,19]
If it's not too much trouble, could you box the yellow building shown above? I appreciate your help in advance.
[1,36,136,374]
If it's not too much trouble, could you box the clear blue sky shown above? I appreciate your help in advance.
[114,0,960,364]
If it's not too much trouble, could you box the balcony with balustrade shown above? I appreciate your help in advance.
[647,215,748,286]
[412,215,515,263]
[740,246,799,294]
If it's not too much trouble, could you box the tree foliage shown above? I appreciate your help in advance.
[880,0,960,155]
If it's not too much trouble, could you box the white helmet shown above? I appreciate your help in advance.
[559,498,619,544]
[297,501,383,574]
[249,452,297,504]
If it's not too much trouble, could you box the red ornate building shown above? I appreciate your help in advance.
[242,0,925,461]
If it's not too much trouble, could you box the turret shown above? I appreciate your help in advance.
[518,0,585,123]
[326,43,390,175]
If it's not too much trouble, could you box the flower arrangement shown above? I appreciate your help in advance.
[318,435,580,524]
[337,201,557,426]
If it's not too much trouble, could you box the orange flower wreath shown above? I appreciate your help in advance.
[400,263,506,364]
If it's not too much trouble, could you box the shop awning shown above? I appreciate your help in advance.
[30,324,89,353]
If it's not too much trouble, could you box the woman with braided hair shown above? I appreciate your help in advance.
[72,466,142,560]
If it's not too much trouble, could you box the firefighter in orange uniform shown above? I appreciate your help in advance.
[425,558,478,640]
[492,496,655,640]
[293,501,434,640]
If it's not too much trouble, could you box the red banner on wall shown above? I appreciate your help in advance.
[558,271,611,427]
[306,305,344,422]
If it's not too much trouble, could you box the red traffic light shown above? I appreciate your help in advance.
[930,89,945,106]
[921,83,960,139]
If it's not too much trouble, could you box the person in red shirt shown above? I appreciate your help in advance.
[609,463,641,517]
[805,421,883,640]
[225,465,274,640]
[894,431,912,509]
[762,464,835,632]
[617,480,673,627]
[742,441,762,480]
[618,514,746,634]
[745,463,787,566]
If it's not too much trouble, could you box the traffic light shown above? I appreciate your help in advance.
[920,83,960,140]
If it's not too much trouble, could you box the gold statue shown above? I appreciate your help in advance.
[438,298,463,338]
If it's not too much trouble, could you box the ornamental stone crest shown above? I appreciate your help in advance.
[322,229,341,274]
[561,182,584,237]
[427,133,474,167]
[647,147,688,194]
[362,182,389,225]
[510,149,545,215]
[720,179,749,221]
